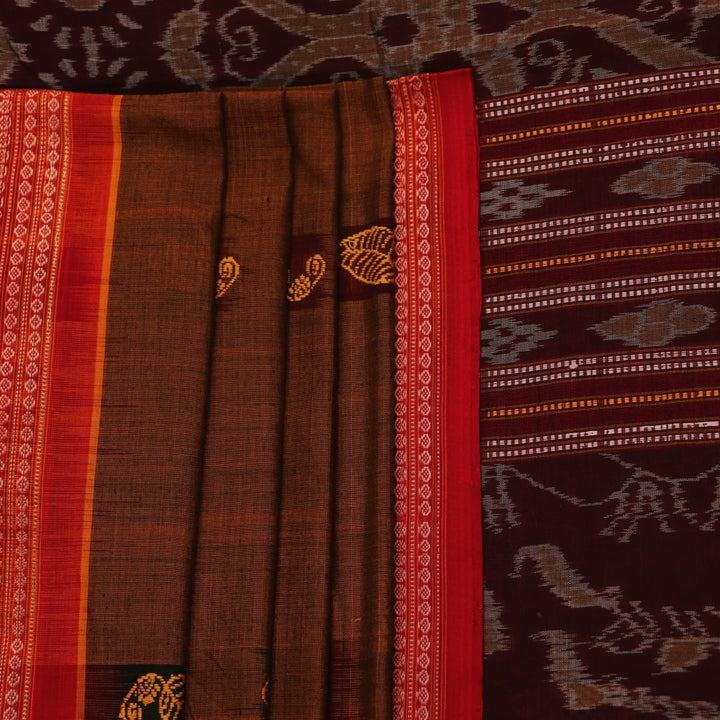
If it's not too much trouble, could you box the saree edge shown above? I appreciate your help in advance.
[389,68,482,720]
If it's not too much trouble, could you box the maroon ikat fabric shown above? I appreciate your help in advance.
[0,1,719,99]
[480,69,720,718]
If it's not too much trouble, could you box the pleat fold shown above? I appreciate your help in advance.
[185,90,291,719]
[331,77,395,719]
[269,84,340,720]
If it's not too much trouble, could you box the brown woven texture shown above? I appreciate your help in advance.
[332,78,395,719]
[87,93,224,665]
[81,80,395,719]
[185,89,291,719]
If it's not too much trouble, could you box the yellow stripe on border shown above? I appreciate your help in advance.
[487,389,720,418]
[484,104,720,144]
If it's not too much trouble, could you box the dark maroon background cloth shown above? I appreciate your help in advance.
[0,1,719,99]
[479,69,720,718]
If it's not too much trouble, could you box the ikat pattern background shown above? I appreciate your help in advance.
[479,70,720,717]
[0,1,719,96]
[483,449,720,719]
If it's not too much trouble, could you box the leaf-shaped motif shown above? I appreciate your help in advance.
[159,674,185,720]
[216,256,240,298]
[340,226,395,285]
[119,673,186,720]
[287,254,326,302]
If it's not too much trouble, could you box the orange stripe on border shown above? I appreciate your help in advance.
[483,103,720,144]
[75,93,122,720]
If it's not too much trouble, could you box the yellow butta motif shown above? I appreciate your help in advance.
[287,254,326,301]
[340,225,395,285]
[119,673,185,720]
[215,256,240,298]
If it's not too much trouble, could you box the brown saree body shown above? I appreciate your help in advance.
[0,72,483,720]
[331,79,395,719]
[183,90,291,719]
[59,79,396,719]
[270,84,340,719]
[84,93,225,716]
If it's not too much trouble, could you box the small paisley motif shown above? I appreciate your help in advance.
[339,225,395,285]
[216,256,240,298]
[287,254,326,301]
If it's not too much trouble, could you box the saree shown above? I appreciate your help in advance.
[0,70,481,720]
[5,0,720,712]
[480,67,720,718]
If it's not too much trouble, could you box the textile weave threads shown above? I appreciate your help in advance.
[1,2,720,100]
[481,66,720,718]
[390,68,481,720]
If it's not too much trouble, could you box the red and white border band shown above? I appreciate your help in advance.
[390,70,482,720]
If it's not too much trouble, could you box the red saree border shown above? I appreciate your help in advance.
[25,92,119,720]
[73,93,121,720]
[0,89,70,720]
[389,70,482,720]
[435,72,483,720]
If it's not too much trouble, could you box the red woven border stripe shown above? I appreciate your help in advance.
[433,70,482,720]
[30,93,118,720]
[390,69,482,720]
[0,90,73,720]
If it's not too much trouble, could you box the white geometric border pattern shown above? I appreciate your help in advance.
[0,90,67,720]
[389,74,443,720]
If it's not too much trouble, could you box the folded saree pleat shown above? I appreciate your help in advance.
[84,93,225,716]
[184,90,291,720]
[269,85,340,719]
[331,78,395,719]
